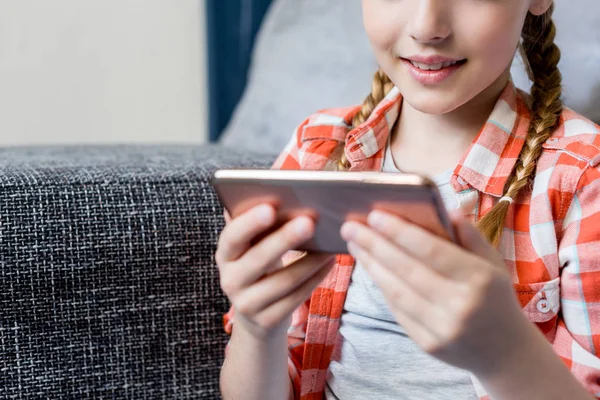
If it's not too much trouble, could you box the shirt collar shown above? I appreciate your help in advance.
[345,81,530,197]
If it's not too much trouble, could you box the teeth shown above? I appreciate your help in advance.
[410,60,458,71]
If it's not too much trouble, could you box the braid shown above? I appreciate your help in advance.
[478,5,563,245]
[336,69,394,170]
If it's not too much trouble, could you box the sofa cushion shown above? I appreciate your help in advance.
[219,0,377,155]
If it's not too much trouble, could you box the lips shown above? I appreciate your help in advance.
[402,56,467,71]
[399,56,467,85]
[409,60,460,71]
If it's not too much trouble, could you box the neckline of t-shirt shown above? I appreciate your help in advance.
[383,139,453,186]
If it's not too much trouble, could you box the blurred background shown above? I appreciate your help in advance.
[0,0,597,149]
[0,0,208,145]
[0,0,278,147]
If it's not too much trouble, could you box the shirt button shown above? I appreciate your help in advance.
[537,299,550,313]
[457,177,467,186]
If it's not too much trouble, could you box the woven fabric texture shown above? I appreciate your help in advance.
[0,145,273,399]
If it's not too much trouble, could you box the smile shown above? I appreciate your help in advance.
[399,57,467,85]
[409,60,460,71]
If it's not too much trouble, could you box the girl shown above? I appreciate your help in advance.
[217,1,600,399]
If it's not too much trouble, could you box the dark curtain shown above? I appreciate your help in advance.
[206,0,273,142]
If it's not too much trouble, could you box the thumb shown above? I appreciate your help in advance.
[450,211,503,265]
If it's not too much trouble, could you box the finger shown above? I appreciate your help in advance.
[236,254,335,316]
[252,256,336,329]
[355,211,481,280]
[347,243,443,349]
[341,223,453,302]
[224,210,232,224]
[256,250,311,279]
[451,213,504,266]
[216,204,276,264]
[234,216,316,287]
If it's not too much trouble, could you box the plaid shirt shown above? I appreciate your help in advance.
[224,81,600,399]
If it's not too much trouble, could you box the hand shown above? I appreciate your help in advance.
[216,204,335,340]
[340,210,533,377]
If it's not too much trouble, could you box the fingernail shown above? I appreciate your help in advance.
[368,211,385,230]
[340,222,355,241]
[256,205,274,225]
[347,242,359,257]
[293,217,312,239]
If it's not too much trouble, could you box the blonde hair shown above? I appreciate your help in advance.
[337,5,563,246]
[336,69,395,170]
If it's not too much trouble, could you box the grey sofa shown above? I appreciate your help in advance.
[0,145,274,399]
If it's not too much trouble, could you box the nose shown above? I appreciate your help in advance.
[408,0,452,44]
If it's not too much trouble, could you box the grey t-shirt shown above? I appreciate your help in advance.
[324,145,478,399]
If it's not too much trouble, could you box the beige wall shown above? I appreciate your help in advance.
[0,0,207,145]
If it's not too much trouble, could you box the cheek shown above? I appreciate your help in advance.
[362,3,403,53]
[466,16,524,69]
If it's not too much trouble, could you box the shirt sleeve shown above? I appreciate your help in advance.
[272,124,304,171]
[554,162,600,396]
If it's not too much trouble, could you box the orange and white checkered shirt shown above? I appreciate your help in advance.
[224,81,600,399]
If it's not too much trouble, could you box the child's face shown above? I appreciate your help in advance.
[362,0,551,115]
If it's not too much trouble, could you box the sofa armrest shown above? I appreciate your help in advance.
[0,144,274,399]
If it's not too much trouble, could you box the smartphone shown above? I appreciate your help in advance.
[211,169,455,254]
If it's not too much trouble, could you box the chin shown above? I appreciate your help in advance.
[401,92,464,116]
